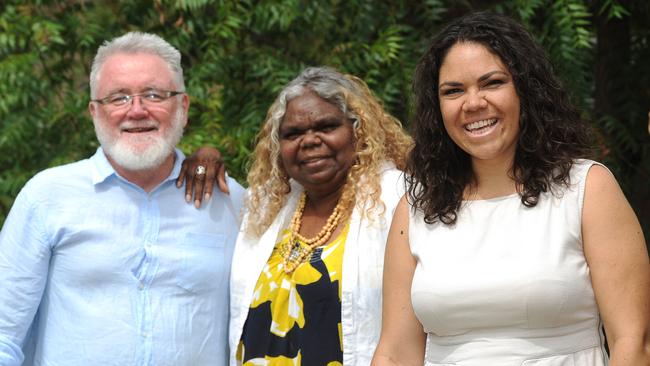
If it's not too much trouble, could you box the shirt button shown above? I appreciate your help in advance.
[138,282,145,290]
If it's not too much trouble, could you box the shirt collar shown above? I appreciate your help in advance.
[89,147,186,186]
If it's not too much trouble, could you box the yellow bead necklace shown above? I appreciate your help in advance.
[281,192,345,274]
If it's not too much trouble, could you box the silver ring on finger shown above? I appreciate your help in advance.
[195,165,206,176]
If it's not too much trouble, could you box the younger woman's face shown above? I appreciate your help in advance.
[438,41,521,167]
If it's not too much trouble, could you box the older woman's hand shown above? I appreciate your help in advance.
[176,146,229,208]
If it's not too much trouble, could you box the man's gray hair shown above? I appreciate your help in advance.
[89,32,185,98]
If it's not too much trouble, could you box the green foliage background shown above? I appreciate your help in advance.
[1,0,648,237]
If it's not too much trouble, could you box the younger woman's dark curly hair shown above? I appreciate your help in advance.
[407,11,593,225]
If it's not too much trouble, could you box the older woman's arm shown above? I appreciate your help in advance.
[372,197,426,366]
[582,165,650,365]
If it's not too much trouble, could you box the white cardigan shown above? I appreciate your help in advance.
[228,164,405,366]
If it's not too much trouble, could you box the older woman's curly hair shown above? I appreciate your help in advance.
[408,11,593,225]
[246,66,412,237]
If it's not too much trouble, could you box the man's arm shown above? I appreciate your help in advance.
[0,187,52,366]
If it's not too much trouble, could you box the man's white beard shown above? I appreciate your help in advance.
[94,108,185,171]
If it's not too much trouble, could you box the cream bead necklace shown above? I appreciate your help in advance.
[281,192,345,274]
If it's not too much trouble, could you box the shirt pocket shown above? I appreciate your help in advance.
[175,232,227,293]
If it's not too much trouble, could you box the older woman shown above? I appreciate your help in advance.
[373,12,650,366]
[183,67,411,365]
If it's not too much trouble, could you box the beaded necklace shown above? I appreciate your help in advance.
[280,192,346,274]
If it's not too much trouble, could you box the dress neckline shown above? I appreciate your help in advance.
[462,192,519,203]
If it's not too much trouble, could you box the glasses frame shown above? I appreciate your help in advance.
[91,90,185,107]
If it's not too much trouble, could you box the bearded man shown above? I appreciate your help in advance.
[0,32,244,366]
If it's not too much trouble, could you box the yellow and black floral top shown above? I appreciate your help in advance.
[237,224,349,366]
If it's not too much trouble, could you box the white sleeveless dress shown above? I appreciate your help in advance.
[409,160,608,366]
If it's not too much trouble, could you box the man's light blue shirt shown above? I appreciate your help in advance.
[0,148,244,366]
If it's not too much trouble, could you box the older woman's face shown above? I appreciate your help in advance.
[279,90,356,198]
[438,41,520,166]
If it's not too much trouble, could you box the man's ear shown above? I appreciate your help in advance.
[181,94,190,128]
[89,101,97,119]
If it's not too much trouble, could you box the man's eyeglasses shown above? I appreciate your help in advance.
[91,90,184,107]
